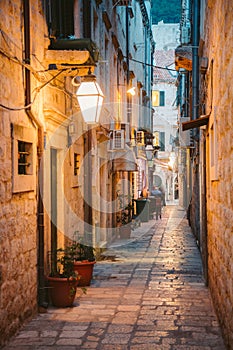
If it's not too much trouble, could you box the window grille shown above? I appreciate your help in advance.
[74,153,80,176]
[18,141,32,175]
[12,124,35,193]
[112,130,125,150]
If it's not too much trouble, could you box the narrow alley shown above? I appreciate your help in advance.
[2,205,226,350]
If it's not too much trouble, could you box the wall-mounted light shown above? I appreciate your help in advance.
[127,87,136,96]
[75,70,104,124]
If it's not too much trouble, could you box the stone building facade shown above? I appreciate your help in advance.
[0,1,40,343]
[0,0,154,346]
[176,1,233,348]
[152,22,179,200]
[202,1,233,348]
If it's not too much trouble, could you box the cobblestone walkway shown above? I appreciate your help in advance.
[3,206,226,349]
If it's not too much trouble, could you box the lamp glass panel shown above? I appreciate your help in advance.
[76,81,104,123]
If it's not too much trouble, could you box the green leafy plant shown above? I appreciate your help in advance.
[50,246,78,279]
[116,193,134,225]
[71,231,96,262]
[49,245,88,295]
[74,242,95,261]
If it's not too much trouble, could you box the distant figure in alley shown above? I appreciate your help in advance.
[151,186,163,220]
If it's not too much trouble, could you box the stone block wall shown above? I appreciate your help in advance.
[0,1,41,345]
[204,2,233,348]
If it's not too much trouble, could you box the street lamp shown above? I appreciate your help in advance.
[74,70,104,245]
[76,72,104,124]
[145,144,154,161]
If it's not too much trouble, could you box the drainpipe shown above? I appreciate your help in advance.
[191,0,201,243]
[192,0,200,123]
[23,0,46,308]
[125,5,132,215]
[126,5,130,124]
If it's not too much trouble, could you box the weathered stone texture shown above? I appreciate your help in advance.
[205,2,233,349]
[0,196,38,345]
[0,1,38,346]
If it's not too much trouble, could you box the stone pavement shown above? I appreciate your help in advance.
[2,205,226,350]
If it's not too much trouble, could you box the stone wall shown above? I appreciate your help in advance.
[204,2,233,348]
[0,1,43,345]
[0,0,154,346]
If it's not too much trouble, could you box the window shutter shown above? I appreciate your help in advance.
[160,91,165,106]
[62,0,74,38]
[83,0,91,38]
[160,132,165,151]
[47,0,74,39]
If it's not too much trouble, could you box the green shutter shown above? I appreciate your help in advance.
[160,132,165,151]
[160,91,165,106]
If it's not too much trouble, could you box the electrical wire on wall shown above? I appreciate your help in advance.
[0,69,67,111]
[123,55,177,72]
[0,28,76,111]
[0,27,178,112]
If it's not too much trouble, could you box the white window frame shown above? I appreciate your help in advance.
[112,130,125,150]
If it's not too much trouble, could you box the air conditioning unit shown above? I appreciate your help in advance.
[136,131,145,146]
[113,0,132,6]
[112,129,125,150]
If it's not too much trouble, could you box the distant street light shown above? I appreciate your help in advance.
[145,144,154,161]
[127,87,136,96]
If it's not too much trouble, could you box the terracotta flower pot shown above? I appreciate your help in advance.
[47,276,78,307]
[73,260,96,286]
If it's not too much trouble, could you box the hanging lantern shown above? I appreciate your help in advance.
[76,73,104,124]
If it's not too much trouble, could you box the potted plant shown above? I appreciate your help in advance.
[47,246,82,307]
[72,240,96,287]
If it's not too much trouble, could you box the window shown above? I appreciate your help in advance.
[46,0,74,39]
[153,131,165,151]
[12,124,36,193]
[136,131,145,146]
[152,90,165,107]
[74,153,80,176]
[153,131,160,147]
[18,141,33,175]
[112,130,125,150]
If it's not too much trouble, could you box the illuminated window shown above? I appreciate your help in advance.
[152,91,165,107]
[153,131,165,151]
[153,131,160,147]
